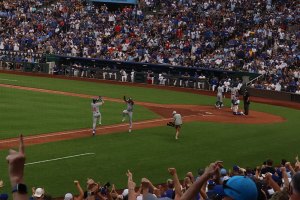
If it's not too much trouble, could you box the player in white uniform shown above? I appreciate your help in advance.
[122,96,134,132]
[230,87,238,109]
[232,99,245,115]
[91,96,104,136]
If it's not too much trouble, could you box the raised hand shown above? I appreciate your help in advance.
[168,168,176,176]
[126,170,133,181]
[6,135,26,187]
[204,161,223,176]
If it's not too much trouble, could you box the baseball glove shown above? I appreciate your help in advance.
[167,122,175,127]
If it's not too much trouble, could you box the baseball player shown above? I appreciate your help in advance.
[215,84,224,109]
[91,96,104,136]
[230,87,238,109]
[122,96,134,132]
[172,111,182,140]
[232,99,245,115]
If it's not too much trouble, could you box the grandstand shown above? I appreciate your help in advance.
[0,0,299,95]
[0,0,300,200]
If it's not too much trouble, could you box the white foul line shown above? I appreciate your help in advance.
[0,118,164,144]
[0,114,212,144]
[25,153,95,166]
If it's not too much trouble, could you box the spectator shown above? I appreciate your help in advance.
[289,172,300,200]
[181,161,258,200]
[63,181,84,200]
[6,135,28,200]
[261,159,276,175]
[0,180,8,200]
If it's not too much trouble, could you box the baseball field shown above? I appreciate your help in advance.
[0,71,299,198]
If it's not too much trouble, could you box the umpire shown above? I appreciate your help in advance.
[243,88,250,115]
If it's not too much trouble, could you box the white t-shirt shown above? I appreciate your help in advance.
[173,114,182,125]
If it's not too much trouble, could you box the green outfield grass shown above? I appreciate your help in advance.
[0,73,214,105]
[0,72,299,198]
[0,86,160,139]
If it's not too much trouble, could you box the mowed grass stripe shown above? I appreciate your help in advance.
[0,73,214,105]
[0,73,299,198]
[0,114,299,197]
[0,86,160,139]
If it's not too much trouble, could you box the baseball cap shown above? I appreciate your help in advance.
[220,168,227,175]
[233,165,240,171]
[34,188,45,198]
[208,180,216,186]
[122,189,129,197]
[172,111,177,115]
[64,193,73,200]
[213,176,258,200]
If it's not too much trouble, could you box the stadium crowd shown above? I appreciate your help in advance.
[0,0,299,93]
[3,135,300,200]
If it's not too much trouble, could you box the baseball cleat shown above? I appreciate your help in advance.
[92,130,95,136]
[99,122,102,125]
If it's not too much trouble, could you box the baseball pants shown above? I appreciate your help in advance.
[92,112,101,130]
[123,110,133,128]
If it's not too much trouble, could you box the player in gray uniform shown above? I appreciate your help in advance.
[91,96,104,136]
[215,84,224,109]
[122,96,134,132]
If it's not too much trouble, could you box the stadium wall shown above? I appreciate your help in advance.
[247,88,300,103]
[1,54,299,103]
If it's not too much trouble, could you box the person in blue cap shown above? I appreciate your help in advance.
[181,161,258,200]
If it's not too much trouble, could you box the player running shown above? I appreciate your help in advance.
[91,96,104,136]
[122,96,134,133]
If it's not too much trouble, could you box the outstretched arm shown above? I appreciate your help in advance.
[281,167,289,189]
[168,168,183,199]
[181,161,222,200]
[127,170,136,200]
[265,173,280,192]
[286,162,296,176]
[7,135,28,200]
[99,96,104,104]
[74,180,84,200]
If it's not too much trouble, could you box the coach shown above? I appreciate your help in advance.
[243,88,250,115]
